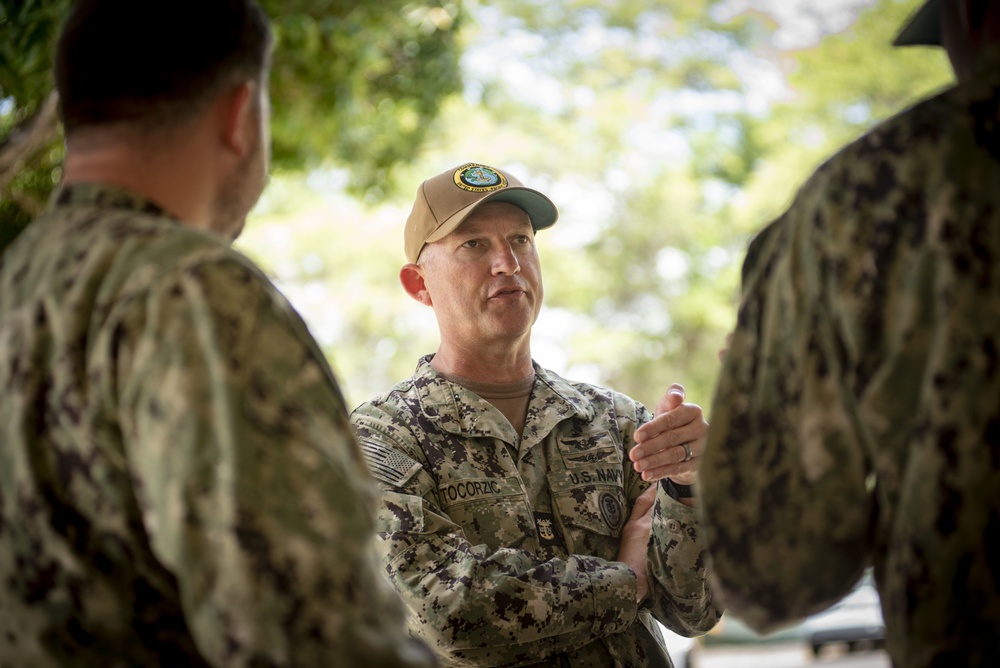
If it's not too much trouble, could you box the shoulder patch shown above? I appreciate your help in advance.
[359,440,421,487]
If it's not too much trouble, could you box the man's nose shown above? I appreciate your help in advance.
[491,244,521,275]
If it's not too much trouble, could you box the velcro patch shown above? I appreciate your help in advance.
[359,440,421,486]
[599,492,624,530]
[438,477,518,505]
[534,511,563,548]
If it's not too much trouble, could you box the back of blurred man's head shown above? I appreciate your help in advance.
[55,0,272,137]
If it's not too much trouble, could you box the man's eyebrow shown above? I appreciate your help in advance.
[454,219,533,238]
[507,221,534,235]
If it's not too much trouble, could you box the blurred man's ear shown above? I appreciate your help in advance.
[216,81,257,158]
[400,263,433,306]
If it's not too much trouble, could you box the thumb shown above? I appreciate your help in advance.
[655,384,686,415]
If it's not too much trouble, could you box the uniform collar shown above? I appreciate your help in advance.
[53,182,171,219]
[411,355,595,443]
[531,364,597,424]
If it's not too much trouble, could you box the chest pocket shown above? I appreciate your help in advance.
[438,477,530,552]
[547,463,628,560]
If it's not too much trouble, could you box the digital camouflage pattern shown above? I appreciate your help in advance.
[0,184,435,667]
[701,54,1000,668]
[352,356,721,667]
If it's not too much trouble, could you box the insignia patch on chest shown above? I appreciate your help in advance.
[359,440,421,486]
[599,492,624,531]
[533,511,562,547]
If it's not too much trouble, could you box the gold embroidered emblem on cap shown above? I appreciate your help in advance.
[453,163,508,193]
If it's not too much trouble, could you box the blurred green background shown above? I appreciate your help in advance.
[1,0,950,411]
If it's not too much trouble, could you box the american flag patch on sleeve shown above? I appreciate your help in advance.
[359,440,422,486]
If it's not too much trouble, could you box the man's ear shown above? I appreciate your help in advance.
[217,81,257,157]
[400,263,432,306]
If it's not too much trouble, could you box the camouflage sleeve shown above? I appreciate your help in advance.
[700,182,874,633]
[109,257,435,667]
[352,407,640,667]
[616,398,723,637]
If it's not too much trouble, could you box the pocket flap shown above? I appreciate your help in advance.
[548,466,627,536]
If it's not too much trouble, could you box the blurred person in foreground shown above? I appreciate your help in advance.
[0,1,434,665]
[351,162,722,666]
[700,1,1000,666]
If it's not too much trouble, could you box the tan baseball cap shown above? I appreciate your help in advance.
[404,162,559,263]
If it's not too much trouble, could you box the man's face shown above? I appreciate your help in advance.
[418,201,543,350]
[214,79,270,240]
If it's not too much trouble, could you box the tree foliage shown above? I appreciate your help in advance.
[0,0,68,251]
[0,0,464,250]
[449,0,951,409]
[263,0,463,194]
[239,0,953,411]
[2,0,956,413]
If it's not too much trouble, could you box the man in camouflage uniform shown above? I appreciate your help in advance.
[700,1,1000,666]
[0,1,434,665]
[352,163,722,666]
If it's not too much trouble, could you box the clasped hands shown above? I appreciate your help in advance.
[616,383,708,603]
[629,383,707,486]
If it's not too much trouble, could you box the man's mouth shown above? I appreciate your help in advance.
[490,287,524,298]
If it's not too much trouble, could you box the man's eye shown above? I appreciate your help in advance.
[463,240,480,249]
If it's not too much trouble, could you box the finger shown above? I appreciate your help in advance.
[634,404,701,444]
[631,419,706,461]
[632,405,705,452]
[654,383,686,416]
[635,442,703,482]
[632,440,702,476]
[638,458,700,482]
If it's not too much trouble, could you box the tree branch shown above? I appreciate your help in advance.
[0,91,60,192]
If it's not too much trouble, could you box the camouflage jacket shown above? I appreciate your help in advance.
[352,357,721,667]
[701,57,1000,668]
[0,184,434,667]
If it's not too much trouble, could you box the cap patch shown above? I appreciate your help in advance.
[454,163,507,193]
